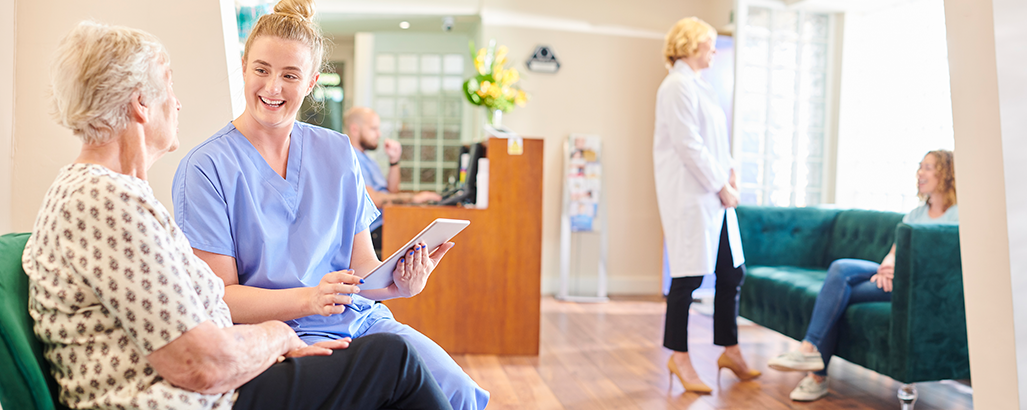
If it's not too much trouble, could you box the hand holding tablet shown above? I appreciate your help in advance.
[360,219,470,291]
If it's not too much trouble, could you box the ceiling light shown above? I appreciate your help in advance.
[399,21,410,29]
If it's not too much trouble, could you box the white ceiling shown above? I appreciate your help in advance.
[779,0,922,13]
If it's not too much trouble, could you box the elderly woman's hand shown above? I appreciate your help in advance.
[390,241,455,298]
[308,270,362,316]
[284,337,351,359]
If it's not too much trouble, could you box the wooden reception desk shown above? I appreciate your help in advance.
[381,137,543,355]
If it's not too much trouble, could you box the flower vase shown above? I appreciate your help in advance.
[487,108,503,130]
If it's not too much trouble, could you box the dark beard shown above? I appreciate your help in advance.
[360,138,378,151]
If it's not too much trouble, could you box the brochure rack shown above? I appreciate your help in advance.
[558,134,609,303]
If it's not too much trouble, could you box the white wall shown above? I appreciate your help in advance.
[478,0,732,293]
[9,0,239,231]
[834,0,954,212]
[482,25,669,294]
[0,0,14,233]
[993,0,1027,404]
[944,0,1025,408]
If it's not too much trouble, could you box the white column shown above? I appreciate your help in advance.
[944,0,1026,408]
[219,0,246,119]
[352,32,375,109]
[992,0,1027,406]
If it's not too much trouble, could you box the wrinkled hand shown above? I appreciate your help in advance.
[719,184,740,208]
[869,263,895,293]
[308,270,362,316]
[384,139,402,163]
[285,338,351,358]
[391,241,455,298]
[412,191,442,204]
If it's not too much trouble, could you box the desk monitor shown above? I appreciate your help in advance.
[438,142,486,206]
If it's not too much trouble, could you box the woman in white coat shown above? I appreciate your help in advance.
[653,17,760,394]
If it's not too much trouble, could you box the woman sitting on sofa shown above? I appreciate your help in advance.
[767,149,958,402]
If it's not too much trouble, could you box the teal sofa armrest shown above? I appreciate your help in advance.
[736,205,840,268]
[889,223,970,382]
[0,232,65,410]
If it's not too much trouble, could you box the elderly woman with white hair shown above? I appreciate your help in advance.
[653,17,761,394]
[23,20,451,410]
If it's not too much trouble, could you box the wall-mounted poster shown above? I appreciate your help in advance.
[566,135,601,232]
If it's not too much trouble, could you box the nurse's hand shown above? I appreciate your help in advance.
[391,241,455,298]
[308,270,362,316]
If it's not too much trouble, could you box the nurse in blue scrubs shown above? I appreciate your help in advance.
[171,1,488,409]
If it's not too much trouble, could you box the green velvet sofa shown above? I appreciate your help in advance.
[735,205,970,385]
[0,232,67,410]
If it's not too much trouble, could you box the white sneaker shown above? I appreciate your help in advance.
[768,351,825,372]
[790,375,829,401]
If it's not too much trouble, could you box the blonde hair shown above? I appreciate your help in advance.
[49,21,170,145]
[918,149,957,210]
[663,17,717,66]
[243,0,328,76]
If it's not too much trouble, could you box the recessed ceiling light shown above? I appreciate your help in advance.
[399,21,410,29]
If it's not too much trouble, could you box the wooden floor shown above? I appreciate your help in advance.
[451,296,973,410]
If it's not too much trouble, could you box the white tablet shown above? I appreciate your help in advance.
[360,218,470,290]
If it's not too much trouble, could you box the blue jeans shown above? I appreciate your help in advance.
[804,259,892,376]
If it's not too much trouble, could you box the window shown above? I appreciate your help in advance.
[832,0,953,212]
[373,52,466,193]
[735,7,832,207]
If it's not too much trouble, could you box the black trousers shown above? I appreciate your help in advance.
[234,333,452,410]
[663,215,746,352]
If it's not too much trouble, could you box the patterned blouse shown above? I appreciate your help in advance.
[22,163,235,410]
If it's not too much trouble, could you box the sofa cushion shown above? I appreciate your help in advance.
[822,210,904,265]
[739,265,827,341]
[736,206,840,269]
[0,232,62,410]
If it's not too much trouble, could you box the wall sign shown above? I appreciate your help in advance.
[526,45,560,73]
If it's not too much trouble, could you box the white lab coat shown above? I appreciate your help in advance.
[653,60,744,277]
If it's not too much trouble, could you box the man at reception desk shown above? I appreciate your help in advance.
[345,107,441,254]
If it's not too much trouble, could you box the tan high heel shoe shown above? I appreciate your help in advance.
[717,352,761,381]
[667,357,712,394]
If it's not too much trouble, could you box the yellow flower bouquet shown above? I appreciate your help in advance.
[463,40,528,122]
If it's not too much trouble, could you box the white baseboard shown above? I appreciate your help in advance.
[542,275,663,296]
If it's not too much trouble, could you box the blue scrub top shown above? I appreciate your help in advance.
[173,122,385,337]
[355,149,388,231]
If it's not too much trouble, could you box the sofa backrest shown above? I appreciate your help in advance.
[736,206,841,268]
[822,209,905,266]
[0,232,63,410]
